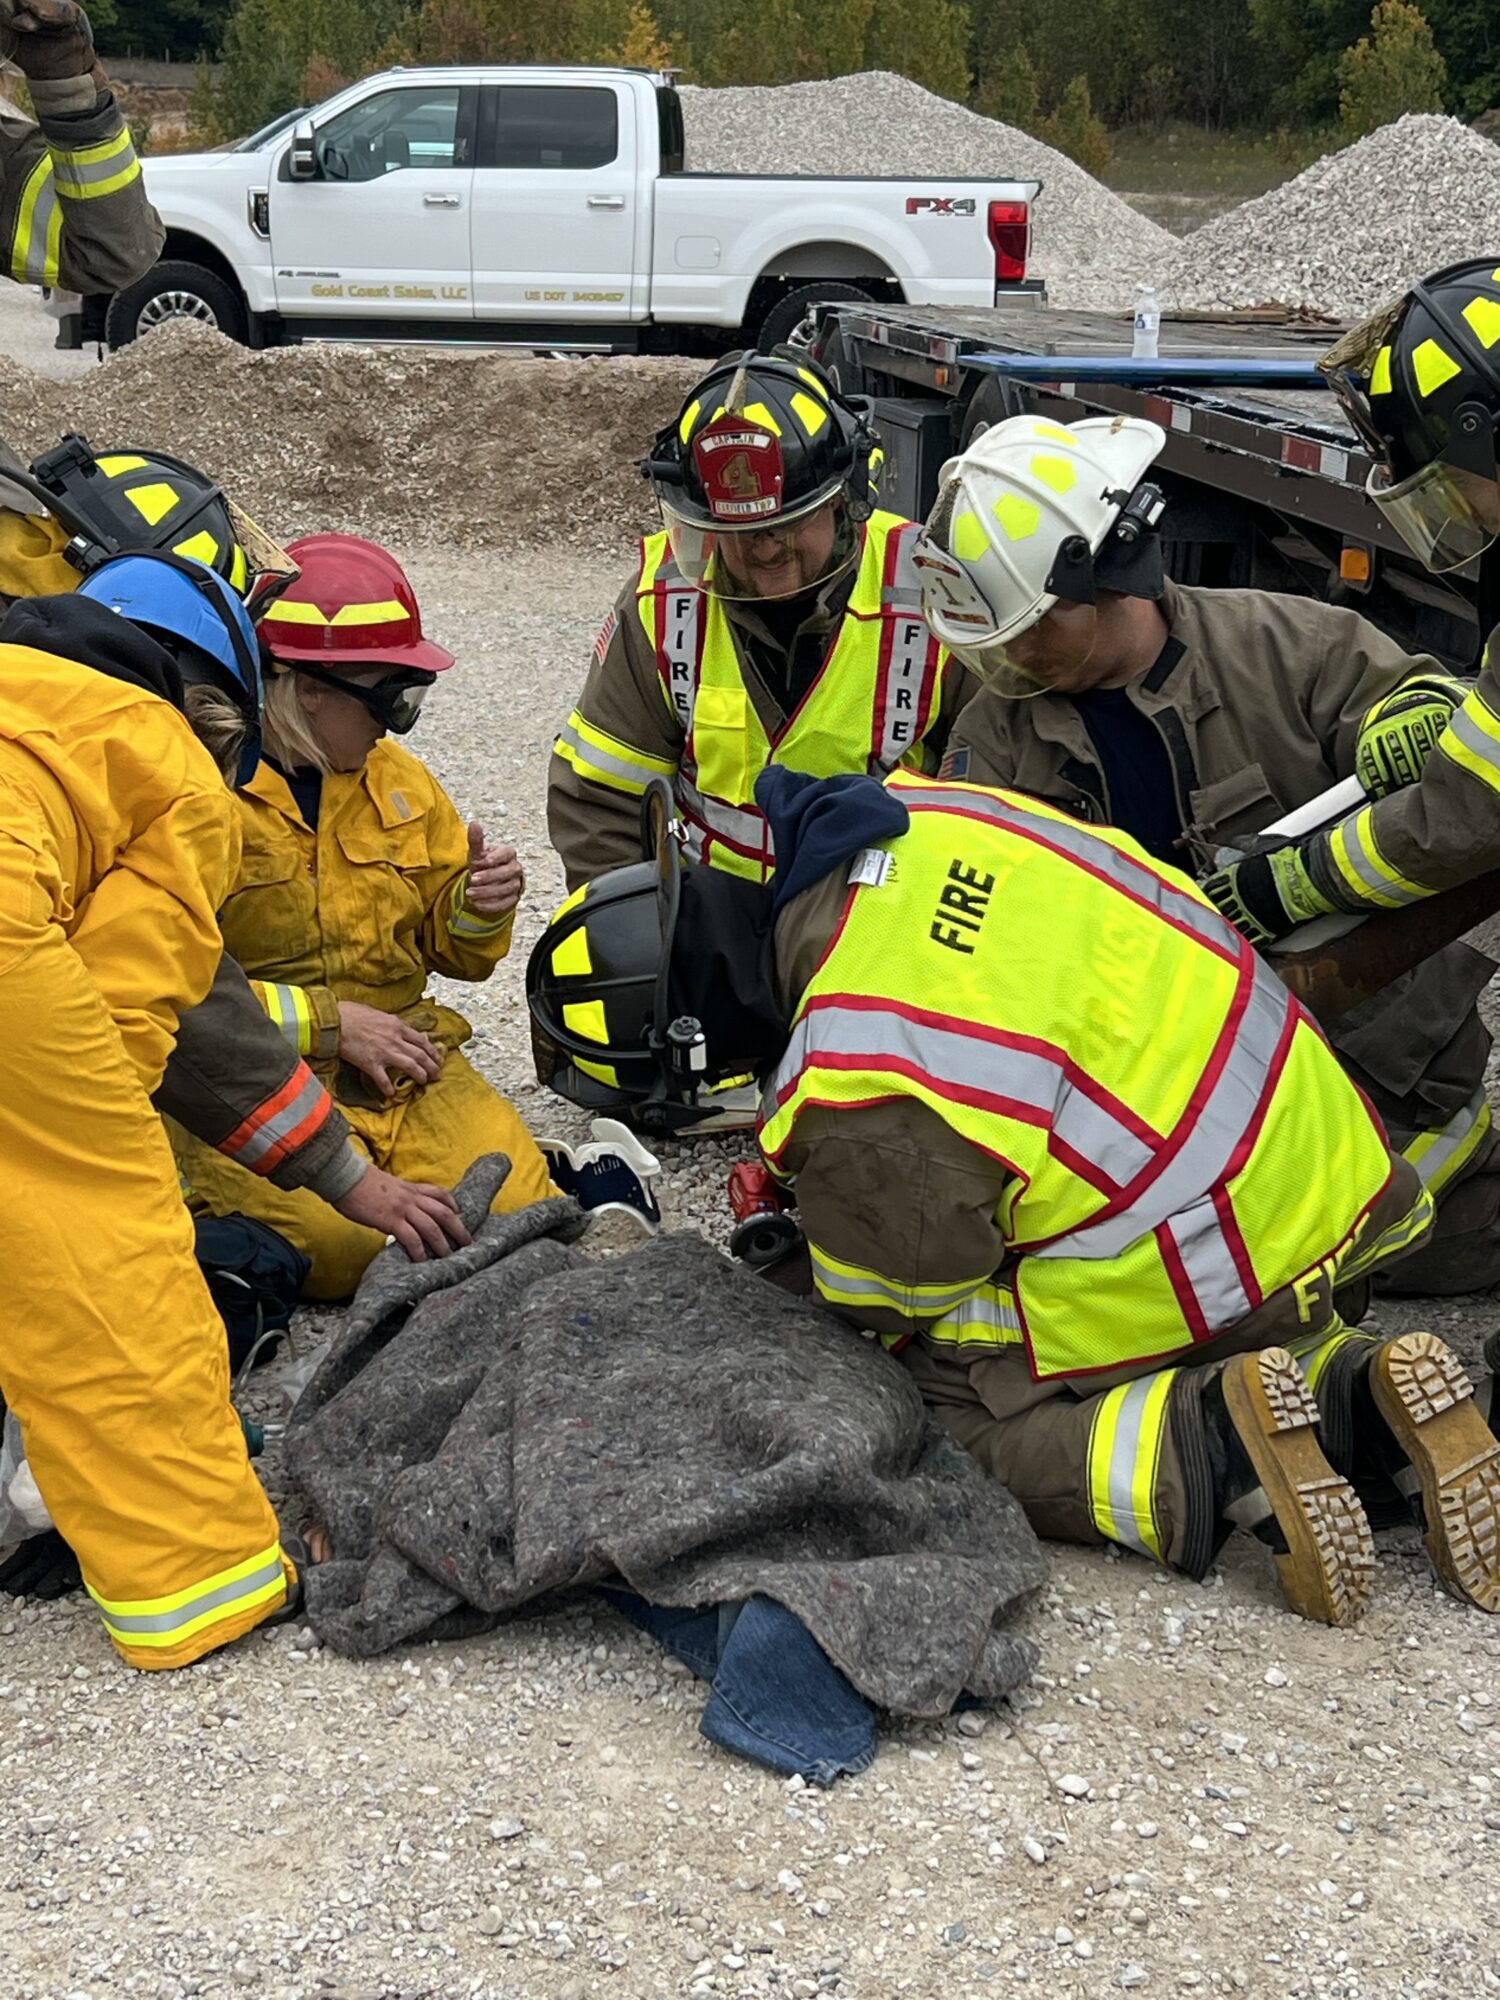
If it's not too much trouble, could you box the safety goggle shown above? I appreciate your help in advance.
[287,661,435,734]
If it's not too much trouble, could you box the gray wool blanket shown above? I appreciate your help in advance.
[286,1157,1045,1716]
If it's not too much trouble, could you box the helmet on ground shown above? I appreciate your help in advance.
[1321,257,1500,574]
[641,351,881,600]
[76,552,264,785]
[529,783,770,1133]
[23,433,297,613]
[257,534,454,672]
[911,414,1167,692]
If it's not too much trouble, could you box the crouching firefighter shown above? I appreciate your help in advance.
[527,768,1500,1625]
[0,433,472,1266]
[0,554,307,1667]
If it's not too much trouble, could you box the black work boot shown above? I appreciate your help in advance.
[1195,1347,1374,1628]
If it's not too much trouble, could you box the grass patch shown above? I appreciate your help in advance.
[1102,123,1332,198]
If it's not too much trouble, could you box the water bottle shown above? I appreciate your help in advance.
[1133,283,1161,359]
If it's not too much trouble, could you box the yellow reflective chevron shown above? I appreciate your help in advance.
[553,708,677,797]
[1086,1370,1174,1561]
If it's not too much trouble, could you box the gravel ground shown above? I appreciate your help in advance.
[3,545,1500,1999]
[0,281,95,383]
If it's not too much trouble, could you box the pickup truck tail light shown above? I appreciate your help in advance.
[988,200,1030,285]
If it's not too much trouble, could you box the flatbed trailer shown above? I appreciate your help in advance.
[810,302,1485,670]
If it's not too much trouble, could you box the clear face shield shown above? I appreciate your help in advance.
[658,486,855,603]
[1322,293,1500,575]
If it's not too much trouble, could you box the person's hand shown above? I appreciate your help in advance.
[1199,843,1335,949]
[1355,673,1467,798]
[331,1163,470,1262]
[0,1528,81,1600]
[0,0,104,112]
[337,1000,443,1099]
[463,821,524,919]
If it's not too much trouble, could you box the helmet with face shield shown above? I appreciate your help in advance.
[640,352,882,601]
[1320,258,1500,575]
[911,414,1167,697]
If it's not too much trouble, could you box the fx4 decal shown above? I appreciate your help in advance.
[905,196,978,216]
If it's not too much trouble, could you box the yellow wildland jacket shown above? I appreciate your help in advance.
[760,772,1399,1381]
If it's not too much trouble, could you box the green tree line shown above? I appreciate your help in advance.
[101,0,1497,149]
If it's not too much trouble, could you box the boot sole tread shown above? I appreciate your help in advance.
[1372,1332,1500,1615]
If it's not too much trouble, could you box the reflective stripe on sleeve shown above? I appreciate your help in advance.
[252,979,315,1056]
[448,876,515,940]
[809,1241,982,1321]
[1328,805,1431,907]
[51,127,141,201]
[89,1542,287,1651]
[9,154,61,286]
[219,1061,331,1175]
[553,711,676,797]
[926,1281,1024,1354]
[1404,1088,1491,1196]
[1086,1371,1174,1562]
[1437,692,1500,794]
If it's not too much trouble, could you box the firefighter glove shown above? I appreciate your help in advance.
[0,0,102,116]
[1355,672,1468,799]
[0,1527,82,1600]
[1201,844,1336,949]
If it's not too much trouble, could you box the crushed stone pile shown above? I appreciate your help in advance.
[1161,115,1500,320]
[0,320,702,552]
[681,71,1172,314]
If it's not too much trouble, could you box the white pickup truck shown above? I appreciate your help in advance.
[69,64,1042,355]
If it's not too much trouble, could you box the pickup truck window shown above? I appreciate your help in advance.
[486,85,618,171]
[317,86,464,182]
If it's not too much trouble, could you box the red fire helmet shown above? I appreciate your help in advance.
[256,533,454,672]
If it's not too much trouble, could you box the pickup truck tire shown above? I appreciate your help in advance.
[105,260,248,352]
[757,282,877,354]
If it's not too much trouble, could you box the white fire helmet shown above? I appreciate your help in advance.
[912,413,1167,689]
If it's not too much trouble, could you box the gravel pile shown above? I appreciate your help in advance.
[1161,114,1500,319]
[681,71,1172,313]
[0,320,701,553]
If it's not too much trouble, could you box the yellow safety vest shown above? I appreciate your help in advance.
[635,512,949,882]
[759,771,1396,1381]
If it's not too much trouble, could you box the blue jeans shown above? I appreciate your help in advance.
[602,1590,877,1785]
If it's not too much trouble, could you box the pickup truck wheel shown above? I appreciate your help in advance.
[105,260,248,351]
[757,281,877,354]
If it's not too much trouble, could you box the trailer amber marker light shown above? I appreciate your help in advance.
[1340,546,1372,583]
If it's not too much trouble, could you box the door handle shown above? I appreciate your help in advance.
[424,193,462,208]
[587,195,626,210]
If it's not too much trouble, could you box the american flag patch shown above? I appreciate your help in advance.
[593,610,619,664]
[938,746,970,780]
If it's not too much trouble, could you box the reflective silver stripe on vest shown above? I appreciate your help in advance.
[881,522,928,612]
[768,1002,1156,1189]
[1036,964,1292,1262]
[675,773,772,860]
[904,783,1233,956]
[874,527,938,772]
[1160,1192,1252,1328]
[657,581,703,731]
[93,1552,285,1636]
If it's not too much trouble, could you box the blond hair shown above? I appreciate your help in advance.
[183,683,249,785]
[260,668,331,776]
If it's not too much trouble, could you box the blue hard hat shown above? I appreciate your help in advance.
[76,552,264,784]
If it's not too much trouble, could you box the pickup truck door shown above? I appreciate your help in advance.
[469,79,647,323]
[269,82,477,320]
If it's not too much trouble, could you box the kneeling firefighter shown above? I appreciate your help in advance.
[0,554,304,1667]
[528,770,1500,1625]
[0,434,470,1265]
